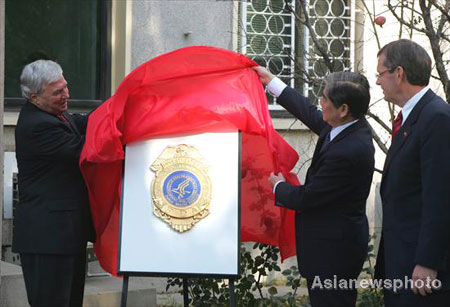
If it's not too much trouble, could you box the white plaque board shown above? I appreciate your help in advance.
[118,132,240,276]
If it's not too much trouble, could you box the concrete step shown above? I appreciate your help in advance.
[0,261,28,307]
[0,261,157,307]
[83,275,157,307]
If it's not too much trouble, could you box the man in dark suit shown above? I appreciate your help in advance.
[253,67,375,307]
[12,60,95,306]
[374,39,450,306]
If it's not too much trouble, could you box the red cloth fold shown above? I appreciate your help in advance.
[80,46,300,275]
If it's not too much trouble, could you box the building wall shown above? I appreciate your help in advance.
[130,0,236,70]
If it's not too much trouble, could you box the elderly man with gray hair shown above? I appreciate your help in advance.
[13,60,95,306]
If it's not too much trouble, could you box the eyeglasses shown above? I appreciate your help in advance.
[376,68,395,79]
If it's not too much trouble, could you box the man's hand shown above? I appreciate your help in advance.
[411,264,438,296]
[252,66,276,86]
[268,172,285,189]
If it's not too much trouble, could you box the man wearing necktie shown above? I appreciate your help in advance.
[13,60,95,306]
[253,67,375,307]
[374,39,450,306]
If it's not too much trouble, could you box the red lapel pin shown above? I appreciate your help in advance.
[403,132,408,138]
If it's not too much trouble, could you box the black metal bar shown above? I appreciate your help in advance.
[120,275,129,307]
[229,277,236,307]
[4,98,103,113]
[183,278,189,307]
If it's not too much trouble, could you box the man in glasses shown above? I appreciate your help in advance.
[375,39,450,306]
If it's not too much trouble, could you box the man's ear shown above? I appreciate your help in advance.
[340,103,350,118]
[395,66,405,84]
[29,93,39,104]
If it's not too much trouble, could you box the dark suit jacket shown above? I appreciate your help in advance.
[13,102,95,255]
[275,87,375,279]
[376,89,450,291]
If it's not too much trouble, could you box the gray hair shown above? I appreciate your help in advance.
[20,60,63,100]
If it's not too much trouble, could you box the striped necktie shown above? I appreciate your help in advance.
[391,111,403,138]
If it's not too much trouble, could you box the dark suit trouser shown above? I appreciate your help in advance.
[306,278,357,307]
[20,248,87,307]
[384,289,450,307]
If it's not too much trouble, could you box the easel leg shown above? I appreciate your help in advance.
[229,277,236,307]
[183,278,189,307]
[121,275,129,307]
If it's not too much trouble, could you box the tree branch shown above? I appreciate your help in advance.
[361,0,381,49]
[367,121,389,154]
[408,0,414,39]
[387,0,427,34]
[419,0,450,101]
[367,110,391,133]
[429,0,450,24]
[374,167,383,175]
[287,0,333,70]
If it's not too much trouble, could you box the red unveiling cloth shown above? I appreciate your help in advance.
[80,46,300,275]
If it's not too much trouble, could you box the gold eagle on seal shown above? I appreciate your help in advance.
[150,144,212,232]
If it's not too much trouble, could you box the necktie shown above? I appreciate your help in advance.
[391,111,403,138]
[320,131,331,153]
[57,114,70,127]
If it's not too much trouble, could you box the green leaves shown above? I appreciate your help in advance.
[165,243,300,305]
[268,286,278,296]
[164,234,383,306]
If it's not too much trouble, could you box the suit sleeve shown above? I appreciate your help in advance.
[30,121,85,160]
[278,86,328,135]
[415,112,450,270]
[275,155,355,212]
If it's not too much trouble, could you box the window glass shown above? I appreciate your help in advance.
[5,0,100,100]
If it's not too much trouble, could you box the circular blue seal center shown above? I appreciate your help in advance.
[163,170,201,207]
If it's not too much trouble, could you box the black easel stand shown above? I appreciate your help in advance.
[120,275,129,307]
[229,277,235,307]
[183,278,189,307]
[121,276,236,307]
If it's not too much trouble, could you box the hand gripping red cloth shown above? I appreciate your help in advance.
[80,46,300,275]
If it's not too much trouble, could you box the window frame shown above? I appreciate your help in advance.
[4,0,111,113]
[240,0,297,111]
[240,0,356,113]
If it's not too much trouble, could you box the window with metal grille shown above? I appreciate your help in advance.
[240,0,354,109]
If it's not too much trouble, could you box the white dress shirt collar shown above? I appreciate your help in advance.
[330,119,359,141]
[401,87,429,124]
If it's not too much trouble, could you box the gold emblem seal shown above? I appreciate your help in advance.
[150,144,212,232]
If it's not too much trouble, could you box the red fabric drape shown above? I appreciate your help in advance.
[80,46,299,275]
